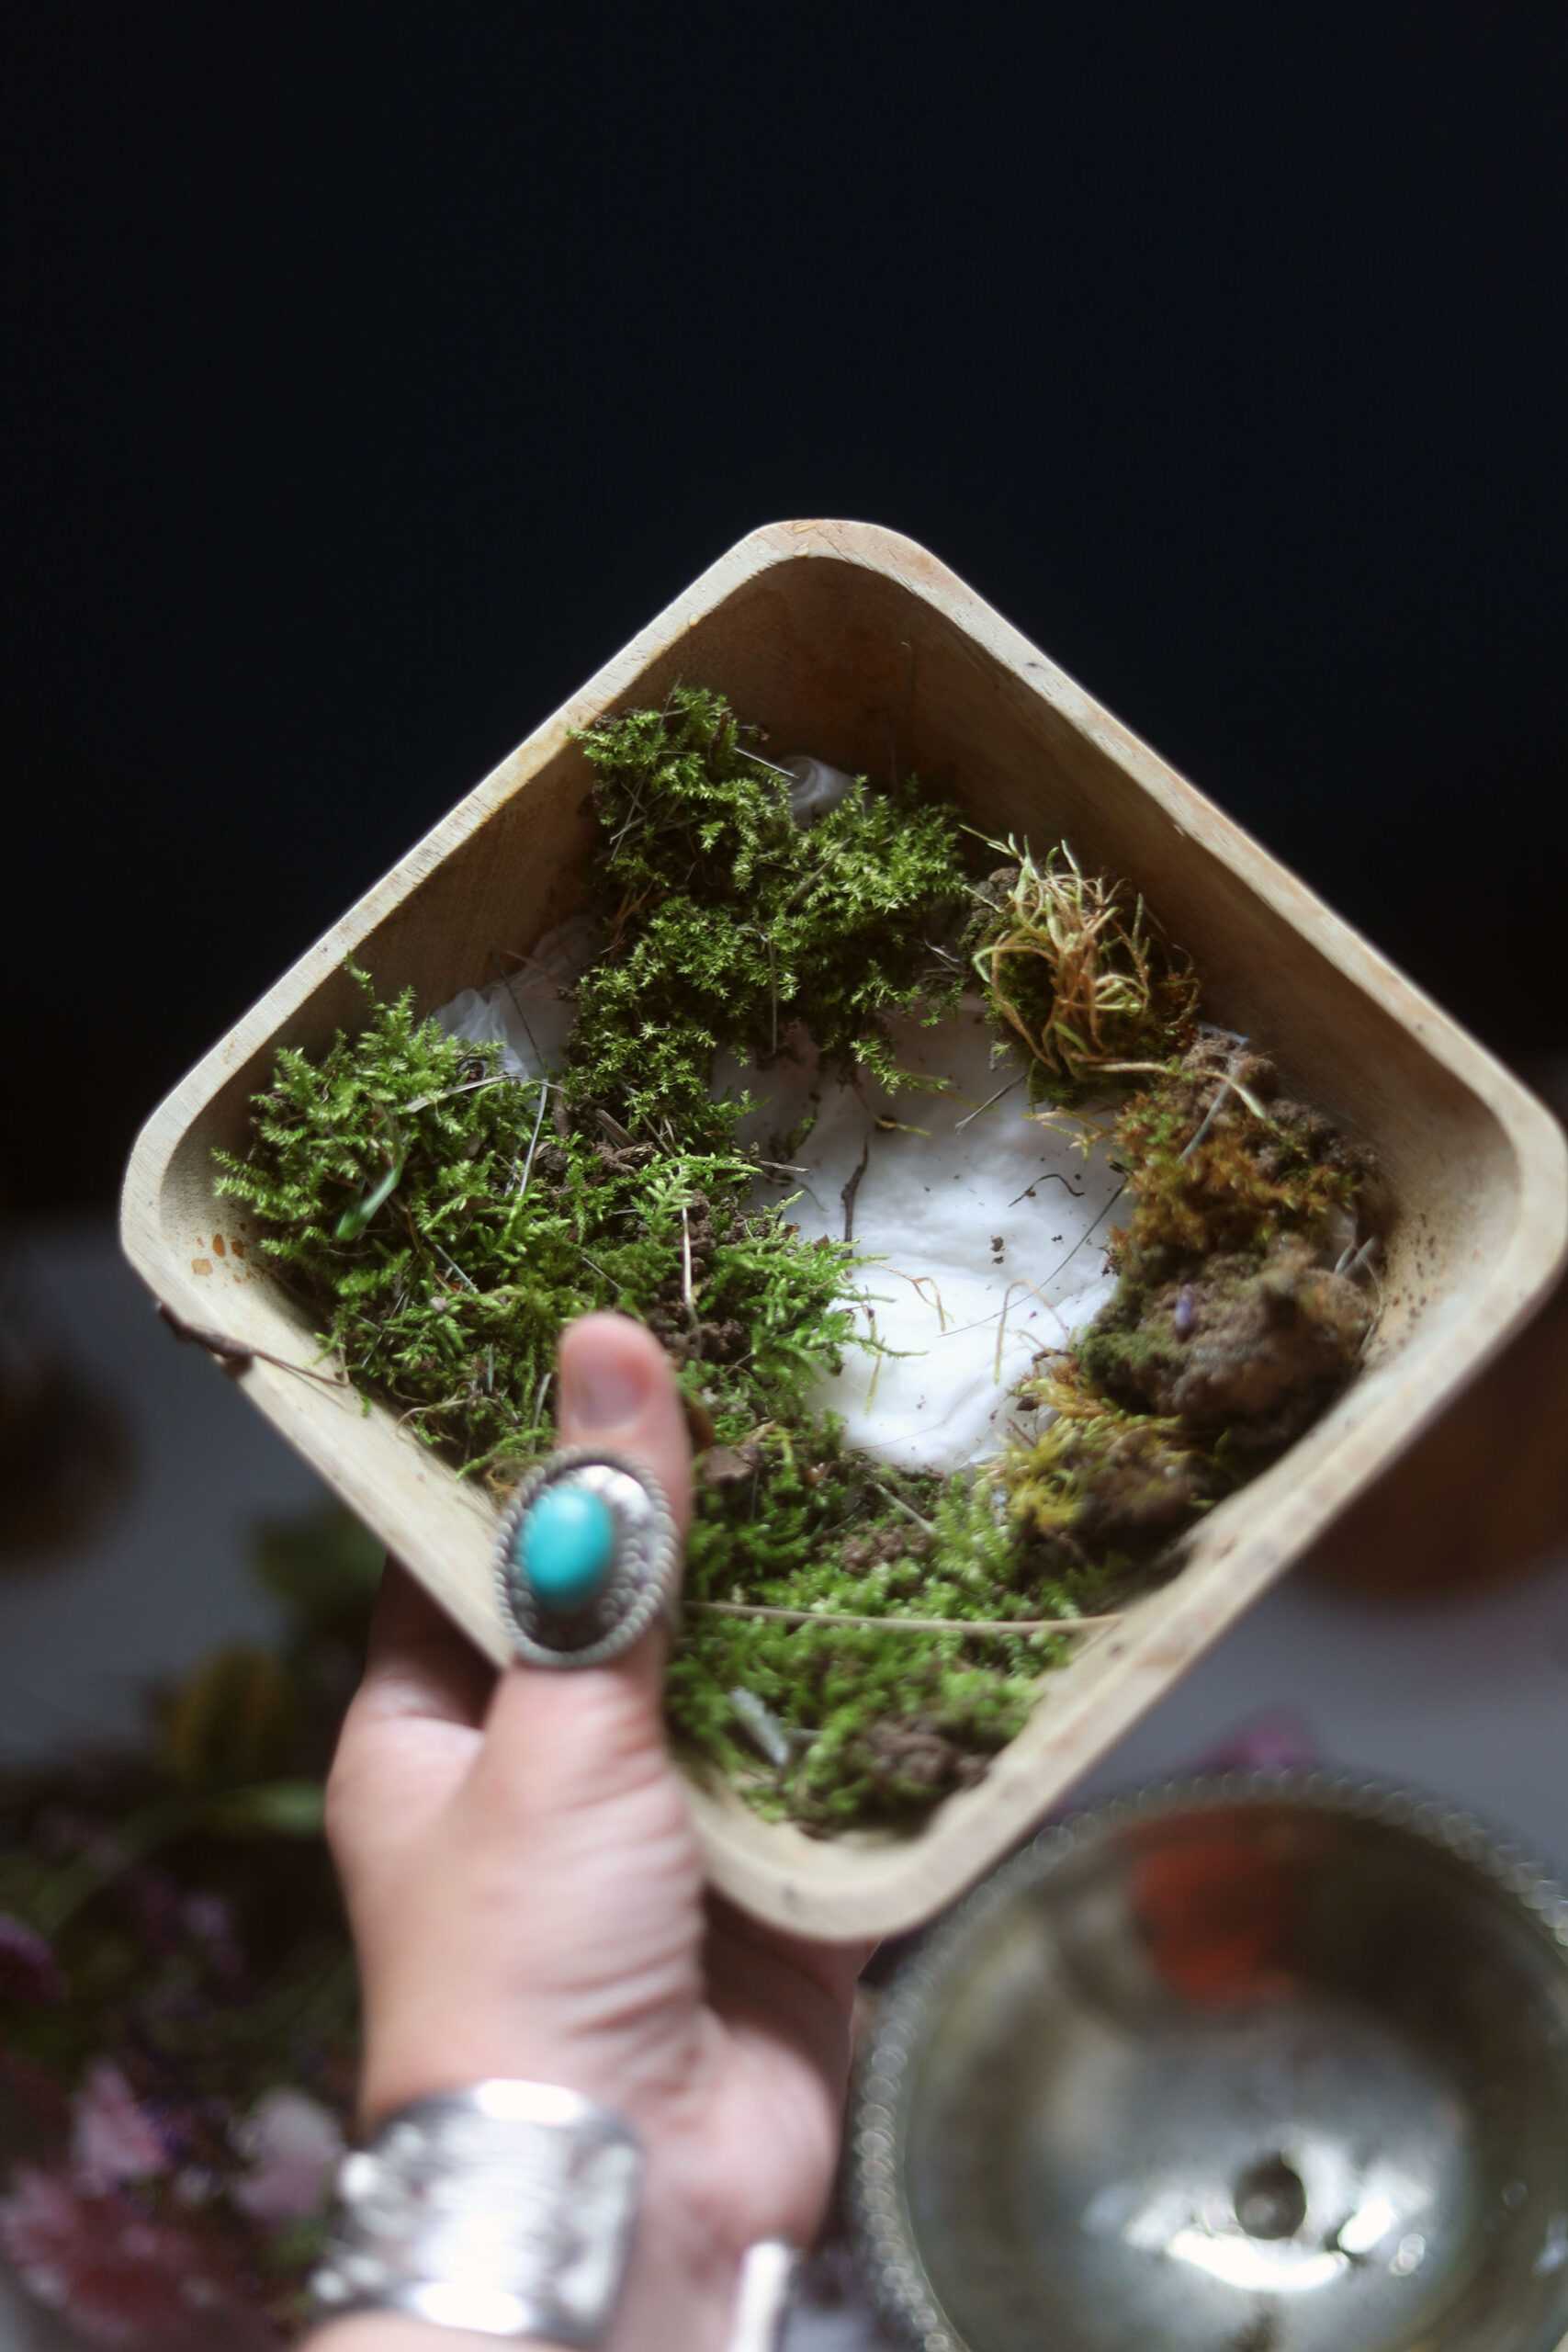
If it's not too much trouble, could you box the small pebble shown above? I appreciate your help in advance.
[782,755,856,824]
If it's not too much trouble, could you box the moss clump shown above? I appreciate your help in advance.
[965,839,1199,1105]
[1067,1034,1380,1453]
[1108,1034,1375,1267]
[1007,1359,1233,1589]
[569,688,969,1146]
[1079,1238,1375,1453]
[215,976,861,1491]
[674,1447,1112,1829]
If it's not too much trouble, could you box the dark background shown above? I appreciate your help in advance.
[6,6,1564,1214]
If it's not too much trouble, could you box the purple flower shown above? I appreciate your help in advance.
[230,2088,344,2222]
[70,2062,168,2196]
[179,1893,233,1946]
[0,2167,275,2347]
[180,1892,248,1989]
[0,1913,65,2005]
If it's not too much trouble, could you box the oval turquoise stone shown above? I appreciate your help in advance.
[515,1485,615,1610]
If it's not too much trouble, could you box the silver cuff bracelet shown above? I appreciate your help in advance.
[309,2079,643,2343]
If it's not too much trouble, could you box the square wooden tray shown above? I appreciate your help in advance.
[121,521,1567,1938]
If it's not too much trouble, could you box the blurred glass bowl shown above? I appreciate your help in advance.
[851,1775,1568,2352]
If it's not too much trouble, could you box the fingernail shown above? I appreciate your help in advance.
[567,1356,649,1430]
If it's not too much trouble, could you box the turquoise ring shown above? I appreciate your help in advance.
[495,1448,680,1668]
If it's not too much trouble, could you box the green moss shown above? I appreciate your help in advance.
[218,689,1382,1836]
[674,1446,1089,1828]
[215,972,862,1490]
[570,689,970,1143]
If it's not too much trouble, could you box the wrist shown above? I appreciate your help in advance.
[354,2021,694,2160]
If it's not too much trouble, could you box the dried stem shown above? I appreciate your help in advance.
[691,1601,1121,1635]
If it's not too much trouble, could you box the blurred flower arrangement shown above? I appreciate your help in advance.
[0,1505,382,2346]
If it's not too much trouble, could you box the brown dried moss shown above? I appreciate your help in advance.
[1078,1236,1375,1452]
[1109,1034,1378,1269]
[1007,1360,1233,1596]
[965,842,1201,1104]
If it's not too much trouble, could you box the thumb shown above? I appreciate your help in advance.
[479,1313,694,1804]
[555,1311,694,1544]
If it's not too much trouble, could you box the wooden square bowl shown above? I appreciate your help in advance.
[121,522,1567,1939]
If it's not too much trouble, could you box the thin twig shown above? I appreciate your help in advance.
[735,745,797,783]
[863,1305,882,1411]
[885,1266,951,1331]
[1006,1168,1087,1208]
[993,1278,1035,1382]
[1033,1180,1128,1289]
[431,1239,477,1292]
[508,1080,553,1219]
[488,945,547,1069]
[868,1482,936,1534]
[681,1204,697,1326]
[402,1075,511,1115]
[953,1073,1025,1131]
[1179,1052,1271,1164]
[840,1133,872,1243]
[1179,1073,1235,1163]
[691,1602,1121,1634]
[157,1306,347,1388]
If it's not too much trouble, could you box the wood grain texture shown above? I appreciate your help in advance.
[119,521,1568,1938]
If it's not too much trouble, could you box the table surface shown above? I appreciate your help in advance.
[3,1220,1565,2351]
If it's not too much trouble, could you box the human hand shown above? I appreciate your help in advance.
[305,1312,871,2352]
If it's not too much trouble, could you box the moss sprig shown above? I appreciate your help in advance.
[570,688,971,1142]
